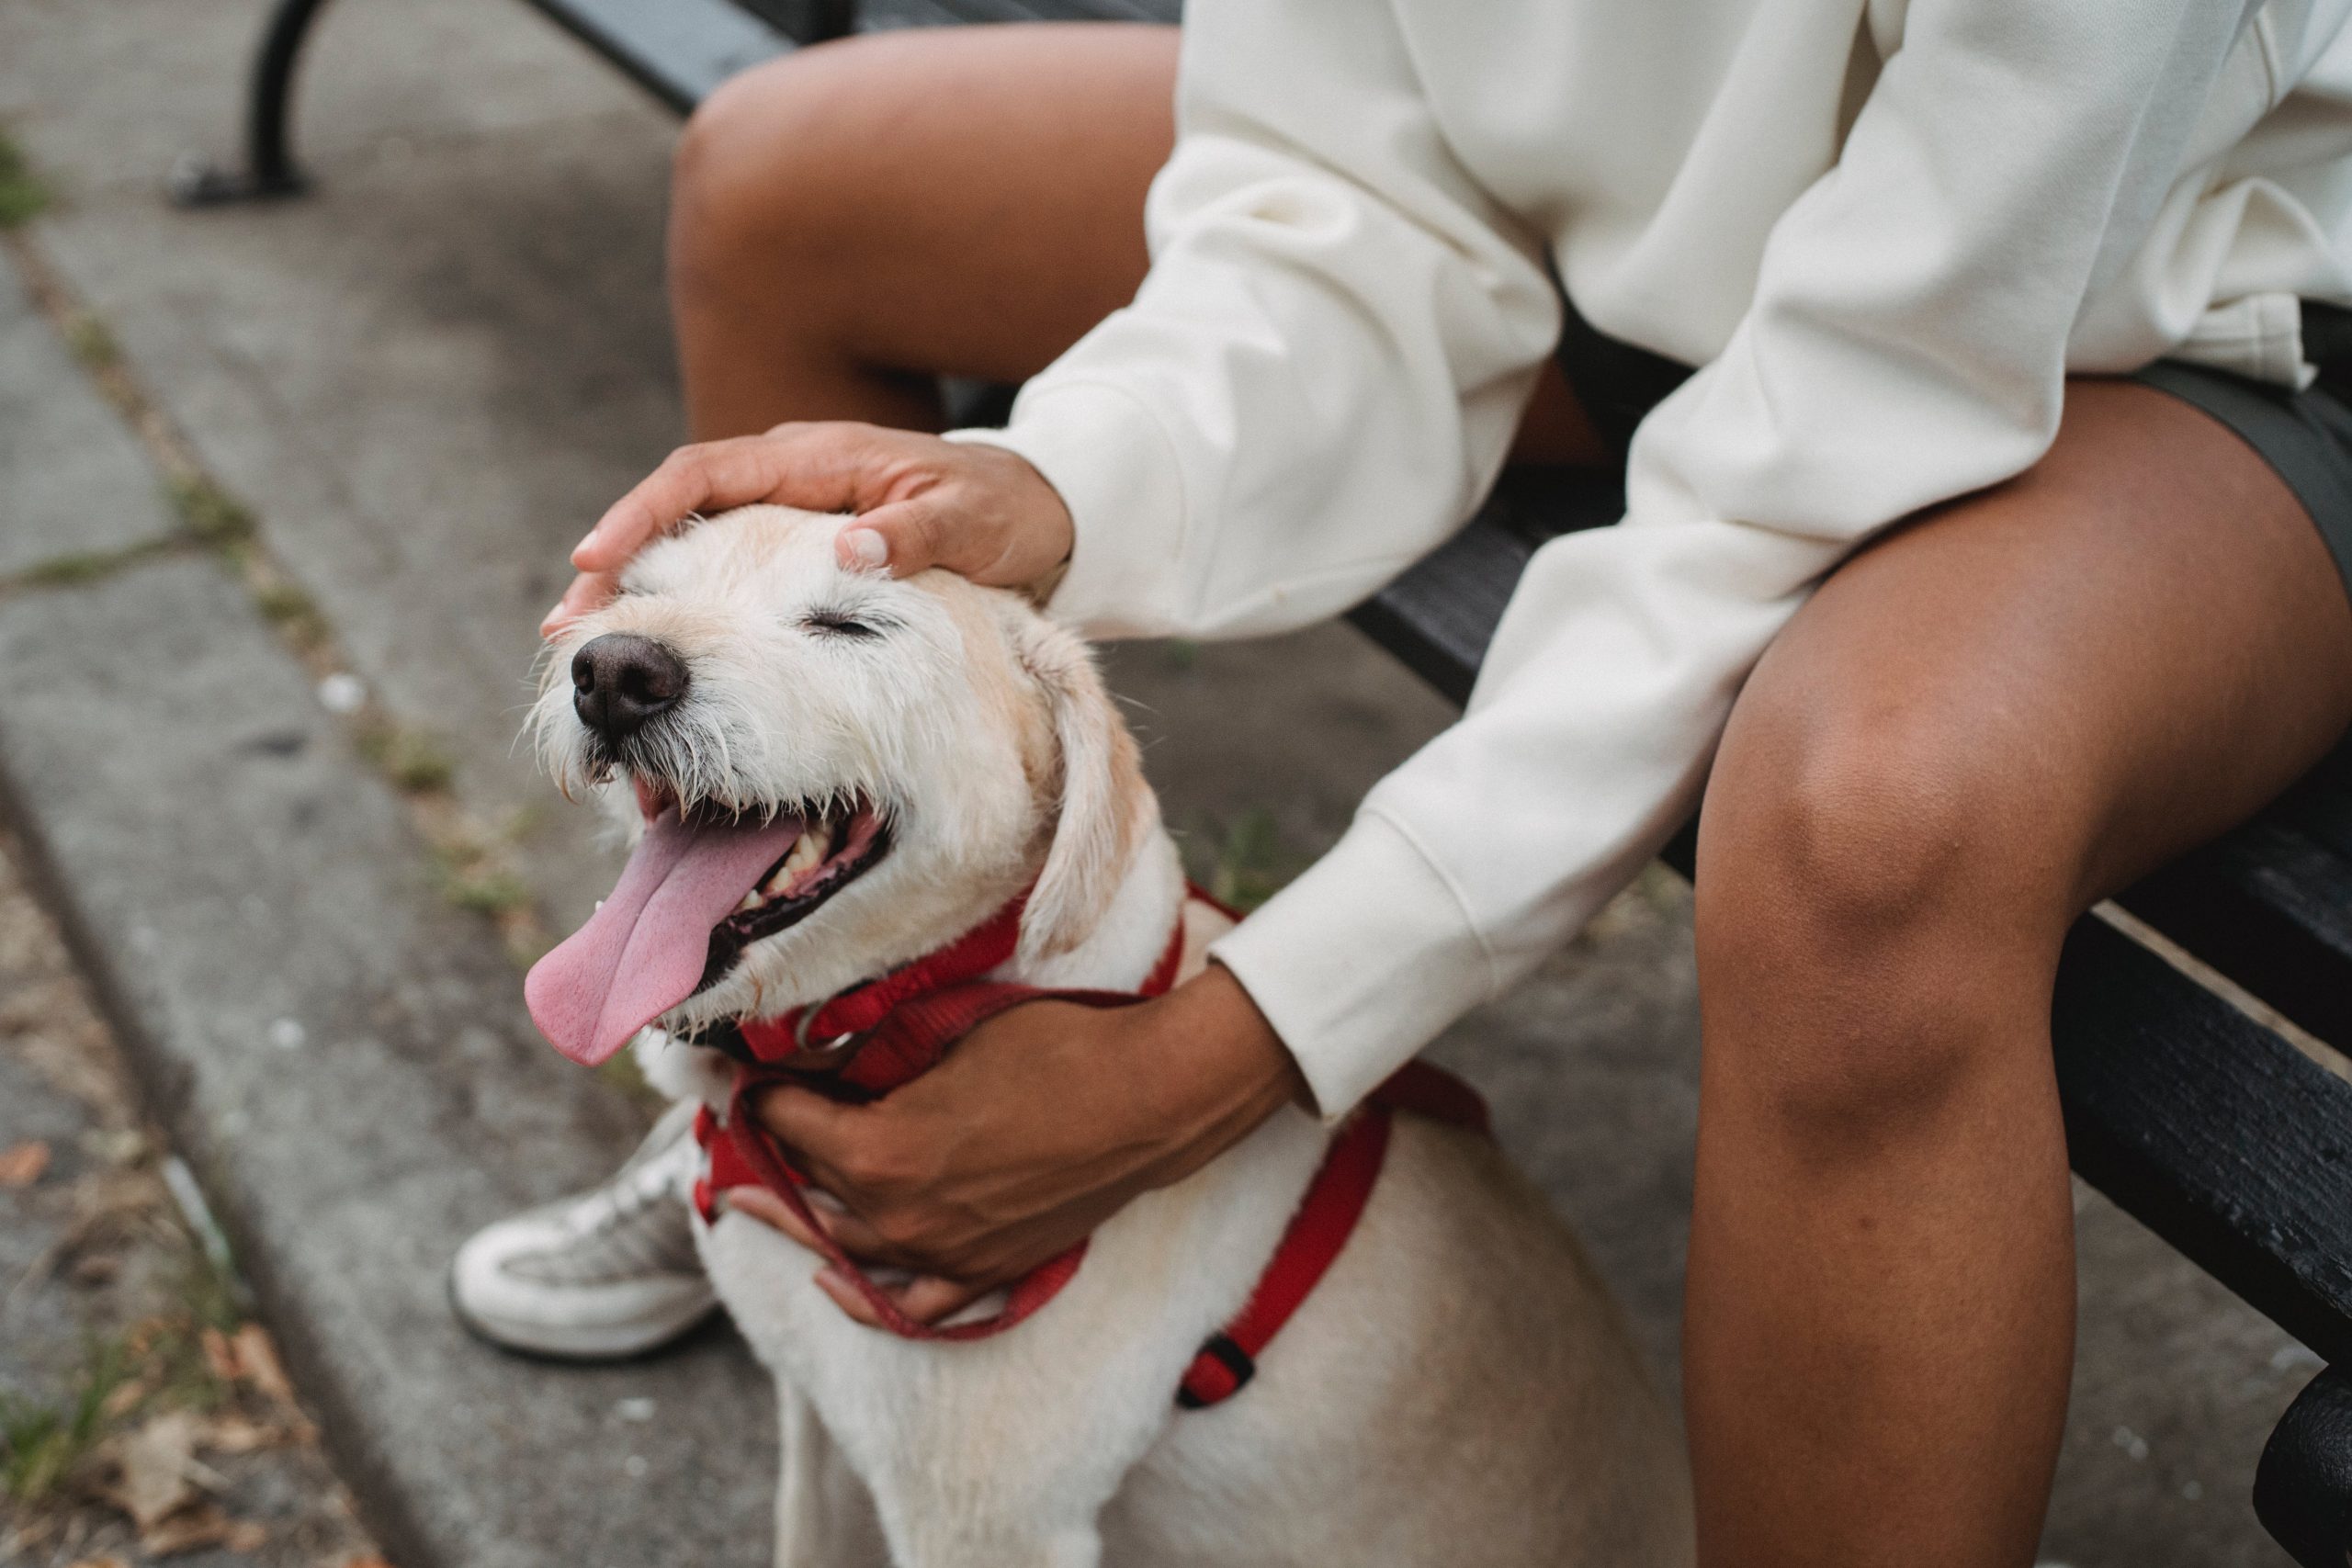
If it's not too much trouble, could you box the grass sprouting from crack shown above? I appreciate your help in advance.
[252,578,319,629]
[0,1341,127,1506]
[17,552,127,588]
[430,832,533,917]
[1194,807,1312,914]
[64,311,119,370]
[0,1193,261,1507]
[443,866,533,915]
[0,131,51,229]
[0,536,180,594]
[356,719,458,795]
[167,475,256,548]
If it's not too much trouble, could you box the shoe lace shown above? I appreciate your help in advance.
[560,1130,696,1237]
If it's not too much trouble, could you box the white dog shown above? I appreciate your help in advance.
[525,505,1692,1568]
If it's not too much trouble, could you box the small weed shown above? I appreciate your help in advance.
[387,735,455,794]
[175,1238,245,1340]
[1161,639,1200,673]
[498,802,546,842]
[442,865,532,916]
[17,550,132,588]
[253,578,319,627]
[65,312,119,370]
[1202,807,1306,914]
[356,721,456,794]
[0,1339,128,1506]
[595,1048,660,1107]
[167,476,256,547]
[0,131,51,229]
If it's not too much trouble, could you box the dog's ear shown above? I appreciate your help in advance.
[1012,614,1149,963]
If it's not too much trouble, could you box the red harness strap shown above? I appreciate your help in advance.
[1174,1060,1487,1408]
[689,888,1488,1406]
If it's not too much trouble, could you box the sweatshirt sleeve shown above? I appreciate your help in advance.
[947,0,1564,637]
[965,0,2267,1115]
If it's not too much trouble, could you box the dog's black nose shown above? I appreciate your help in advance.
[572,634,688,743]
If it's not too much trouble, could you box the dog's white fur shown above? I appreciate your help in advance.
[538,506,1694,1568]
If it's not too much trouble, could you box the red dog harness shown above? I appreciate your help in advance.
[688,886,1487,1409]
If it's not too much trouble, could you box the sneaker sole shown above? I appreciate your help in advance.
[446,1269,722,1363]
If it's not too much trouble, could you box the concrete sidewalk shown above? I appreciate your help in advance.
[0,2,2323,1563]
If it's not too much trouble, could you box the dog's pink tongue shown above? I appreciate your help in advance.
[526,809,803,1066]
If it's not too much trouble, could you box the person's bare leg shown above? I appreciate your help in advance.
[668,24,1181,440]
[664,24,1602,459]
[1685,380,2352,1566]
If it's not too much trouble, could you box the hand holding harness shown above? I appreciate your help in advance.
[688,886,1487,1409]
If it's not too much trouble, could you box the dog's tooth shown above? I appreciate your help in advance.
[763,829,827,895]
[737,890,762,912]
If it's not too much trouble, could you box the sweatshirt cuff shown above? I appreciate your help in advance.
[1207,810,1496,1121]
[944,380,1189,637]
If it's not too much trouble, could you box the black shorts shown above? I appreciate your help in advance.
[1555,295,2352,603]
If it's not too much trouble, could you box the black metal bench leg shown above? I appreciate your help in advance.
[171,0,337,206]
[2255,1364,2352,1566]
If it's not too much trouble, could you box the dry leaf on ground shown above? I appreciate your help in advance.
[98,1378,148,1420]
[138,1503,266,1557]
[229,1322,296,1405]
[192,1410,283,1454]
[0,1137,51,1186]
[107,1409,202,1529]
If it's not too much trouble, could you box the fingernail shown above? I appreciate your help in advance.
[842,527,888,570]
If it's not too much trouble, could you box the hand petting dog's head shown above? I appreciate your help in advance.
[524,504,1150,1065]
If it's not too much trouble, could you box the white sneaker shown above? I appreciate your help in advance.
[449,1099,717,1359]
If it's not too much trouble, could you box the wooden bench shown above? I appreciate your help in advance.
[182,2,2352,1559]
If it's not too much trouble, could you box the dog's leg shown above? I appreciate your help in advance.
[881,1506,1103,1568]
[775,1383,889,1568]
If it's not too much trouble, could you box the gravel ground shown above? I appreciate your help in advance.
[0,829,386,1568]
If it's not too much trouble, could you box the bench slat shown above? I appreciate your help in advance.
[2053,916,2352,1366]
[2118,818,2352,1051]
[520,0,794,110]
[1343,468,1623,706]
[865,0,1180,24]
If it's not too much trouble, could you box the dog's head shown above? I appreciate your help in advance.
[523,504,1152,1066]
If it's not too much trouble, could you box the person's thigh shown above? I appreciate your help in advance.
[665,21,1601,456]
[1706,377,2352,927]
[669,23,1181,433]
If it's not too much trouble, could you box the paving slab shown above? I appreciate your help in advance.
[0,0,669,204]
[0,257,178,575]
[0,554,772,1568]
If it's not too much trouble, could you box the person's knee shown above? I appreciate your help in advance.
[1694,670,2076,1136]
[668,44,883,313]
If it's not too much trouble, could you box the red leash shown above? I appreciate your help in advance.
[691,887,1487,1406]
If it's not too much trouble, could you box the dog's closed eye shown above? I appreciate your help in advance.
[802,609,883,639]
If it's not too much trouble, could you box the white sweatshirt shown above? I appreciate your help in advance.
[955,0,2352,1116]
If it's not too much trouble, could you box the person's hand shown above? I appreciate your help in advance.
[719,964,1310,1327]
[545,423,1076,636]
